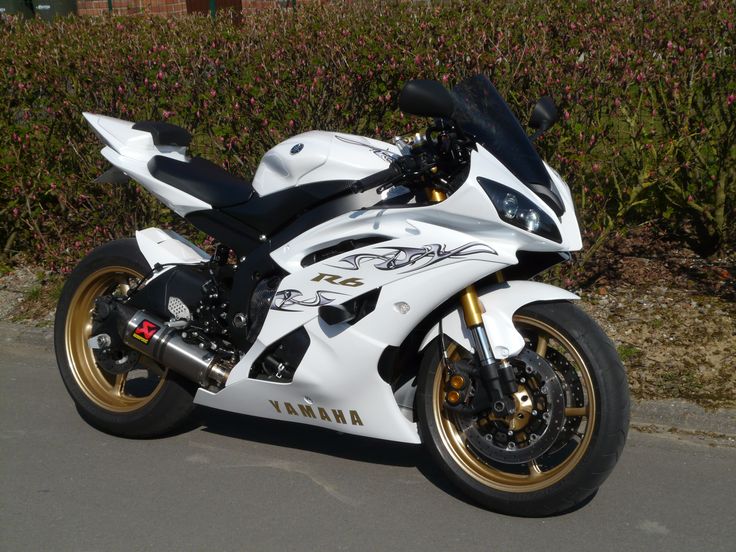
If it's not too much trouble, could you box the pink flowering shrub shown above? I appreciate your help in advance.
[1,0,733,271]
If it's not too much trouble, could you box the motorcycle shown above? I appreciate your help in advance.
[55,75,629,516]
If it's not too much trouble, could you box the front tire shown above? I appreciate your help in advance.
[54,239,197,438]
[416,301,629,516]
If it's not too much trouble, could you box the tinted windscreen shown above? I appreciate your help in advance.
[451,76,551,189]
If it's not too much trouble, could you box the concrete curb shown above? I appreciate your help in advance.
[630,399,736,437]
[2,321,733,436]
[0,321,54,352]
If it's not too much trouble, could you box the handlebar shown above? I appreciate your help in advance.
[350,142,458,195]
[350,163,404,194]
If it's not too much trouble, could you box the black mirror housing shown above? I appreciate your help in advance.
[399,80,455,119]
[529,96,559,133]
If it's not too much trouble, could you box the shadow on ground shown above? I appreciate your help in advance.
[197,406,471,504]
[196,406,593,516]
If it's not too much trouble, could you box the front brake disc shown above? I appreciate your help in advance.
[455,348,566,464]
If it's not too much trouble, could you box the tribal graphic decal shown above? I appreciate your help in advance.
[330,242,498,273]
[334,135,400,164]
[270,289,347,312]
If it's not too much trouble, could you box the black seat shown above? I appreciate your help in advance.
[183,178,358,256]
[133,121,192,147]
[148,155,255,208]
[222,180,355,236]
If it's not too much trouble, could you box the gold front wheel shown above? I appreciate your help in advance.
[416,301,629,516]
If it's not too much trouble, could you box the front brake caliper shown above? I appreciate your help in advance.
[443,359,475,408]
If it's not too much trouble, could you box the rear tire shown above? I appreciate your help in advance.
[54,239,197,438]
[416,301,629,516]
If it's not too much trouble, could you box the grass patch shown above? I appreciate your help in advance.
[617,344,642,362]
[12,275,64,326]
[24,284,43,302]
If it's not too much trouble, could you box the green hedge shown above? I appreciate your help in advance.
[2,1,734,272]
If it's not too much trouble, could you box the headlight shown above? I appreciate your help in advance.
[478,177,562,242]
[518,209,540,232]
[501,193,519,218]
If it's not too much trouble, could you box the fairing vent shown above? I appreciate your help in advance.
[301,237,388,267]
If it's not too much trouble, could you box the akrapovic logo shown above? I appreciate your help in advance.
[132,319,160,345]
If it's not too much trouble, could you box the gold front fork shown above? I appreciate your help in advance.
[459,285,484,328]
[432,187,513,414]
[425,187,447,203]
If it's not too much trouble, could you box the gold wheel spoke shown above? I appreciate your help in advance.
[66,265,166,412]
[535,336,548,357]
[114,372,128,397]
[565,406,589,418]
[528,460,543,478]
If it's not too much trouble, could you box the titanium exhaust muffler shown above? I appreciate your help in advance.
[114,304,229,387]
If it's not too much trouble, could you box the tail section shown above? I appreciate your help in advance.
[83,113,189,161]
[83,113,211,216]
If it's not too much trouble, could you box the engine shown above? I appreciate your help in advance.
[88,245,313,390]
[90,262,240,390]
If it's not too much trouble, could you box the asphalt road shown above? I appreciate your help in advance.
[2,330,735,552]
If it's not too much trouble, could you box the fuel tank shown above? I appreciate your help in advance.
[252,131,401,197]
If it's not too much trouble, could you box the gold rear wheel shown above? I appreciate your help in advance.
[64,265,167,413]
[55,239,195,438]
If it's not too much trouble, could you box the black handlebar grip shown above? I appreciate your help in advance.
[351,164,402,193]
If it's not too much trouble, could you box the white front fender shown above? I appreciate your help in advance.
[419,281,579,358]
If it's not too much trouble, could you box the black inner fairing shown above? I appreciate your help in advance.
[222,180,356,236]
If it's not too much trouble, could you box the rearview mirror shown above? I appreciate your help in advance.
[529,96,559,138]
[399,80,455,119]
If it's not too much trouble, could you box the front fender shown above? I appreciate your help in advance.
[419,281,579,358]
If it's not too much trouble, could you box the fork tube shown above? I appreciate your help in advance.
[425,188,447,203]
[459,285,513,413]
[459,286,493,364]
[459,285,484,328]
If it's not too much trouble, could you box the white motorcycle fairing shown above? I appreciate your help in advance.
[85,109,583,445]
[192,148,581,444]
[129,225,578,444]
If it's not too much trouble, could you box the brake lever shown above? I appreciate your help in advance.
[376,181,396,194]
